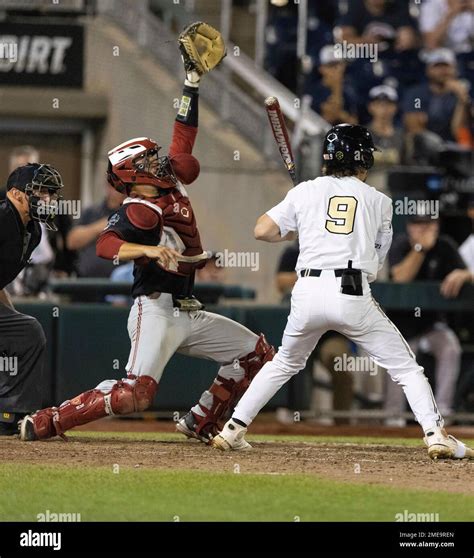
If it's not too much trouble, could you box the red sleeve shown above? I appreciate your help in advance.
[169,121,198,157]
[96,231,125,260]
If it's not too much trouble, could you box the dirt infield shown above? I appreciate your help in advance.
[2,419,474,495]
[74,415,474,439]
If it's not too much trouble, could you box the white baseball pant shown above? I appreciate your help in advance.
[233,271,443,433]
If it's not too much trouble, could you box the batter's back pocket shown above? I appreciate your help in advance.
[340,260,363,296]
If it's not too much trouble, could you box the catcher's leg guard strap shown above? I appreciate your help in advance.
[194,334,275,436]
[31,376,157,439]
[239,333,275,381]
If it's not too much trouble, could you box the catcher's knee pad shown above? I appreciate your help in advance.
[195,334,275,436]
[30,375,157,439]
[110,375,157,414]
[239,333,275,381]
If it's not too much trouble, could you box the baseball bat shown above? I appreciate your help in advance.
[264,96,298,186]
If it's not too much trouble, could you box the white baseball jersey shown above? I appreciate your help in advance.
[266,176,393,281]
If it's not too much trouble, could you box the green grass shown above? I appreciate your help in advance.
[1,463,473,522]
[2,430,474,522]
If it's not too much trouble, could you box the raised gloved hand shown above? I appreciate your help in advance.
[178,21,226,87]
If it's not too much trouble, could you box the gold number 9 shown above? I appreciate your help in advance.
[325,196,358,235]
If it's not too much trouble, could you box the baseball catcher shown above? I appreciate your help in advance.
[19,22,273,445]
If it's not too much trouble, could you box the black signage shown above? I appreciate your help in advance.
[0,22,84,87]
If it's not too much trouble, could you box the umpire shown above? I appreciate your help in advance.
[0,163,64,435]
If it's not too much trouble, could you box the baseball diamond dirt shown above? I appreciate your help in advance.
[3,419,474,495]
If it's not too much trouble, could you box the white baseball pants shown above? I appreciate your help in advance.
[233,271,443,433]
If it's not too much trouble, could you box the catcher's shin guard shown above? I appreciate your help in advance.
[194,334,275,439]
[25,376,157,440]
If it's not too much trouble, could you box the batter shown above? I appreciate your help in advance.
[213,124,473,461]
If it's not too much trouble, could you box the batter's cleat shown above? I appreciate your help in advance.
[212,419,252,451]
[176,412,214,444]
[424,427,473,460]
[18,415,38,442]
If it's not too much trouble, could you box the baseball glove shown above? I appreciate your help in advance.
[178,21,226,75]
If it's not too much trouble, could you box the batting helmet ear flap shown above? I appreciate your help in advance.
[361,150,375,170]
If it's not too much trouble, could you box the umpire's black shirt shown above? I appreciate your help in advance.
[0,197,42,290]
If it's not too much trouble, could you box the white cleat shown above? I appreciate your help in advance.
[424,427,473,460]
[212,419,252,451]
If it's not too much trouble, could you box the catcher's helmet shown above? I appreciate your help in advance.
[107,137,178,194]
[107,137,200,195]
[322,124,379,172]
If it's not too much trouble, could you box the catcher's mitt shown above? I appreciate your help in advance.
[178,21,226,75]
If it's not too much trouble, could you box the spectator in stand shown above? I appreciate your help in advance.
[335,0,420,122]
[336,0,418,53]
[264,1,298,91]
[402,48,471,143]
[67,183,125,278]
[386,212,473,423]
[276,242,354,424]
[420,0,474,53]
[307,45,358,125]
[367,84,404,192]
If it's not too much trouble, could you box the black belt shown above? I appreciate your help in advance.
[299,268,345,278]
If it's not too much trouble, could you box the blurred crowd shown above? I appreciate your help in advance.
[266,0,473,137]
[266,0,473,194]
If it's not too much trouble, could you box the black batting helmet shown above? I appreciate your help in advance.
[322,124,379,172]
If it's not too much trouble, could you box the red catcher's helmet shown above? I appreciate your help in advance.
[107,137,178,194]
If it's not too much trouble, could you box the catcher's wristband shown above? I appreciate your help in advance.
[176,85,199,127]
[185,70,200,88]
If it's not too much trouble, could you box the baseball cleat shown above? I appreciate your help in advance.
[212,419,252,451]
[424,427,473,460]
[18,415,38,442]
[176,412,213,444]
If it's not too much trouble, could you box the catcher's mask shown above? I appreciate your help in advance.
[107,137,178,195]
[6,163,64,231]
